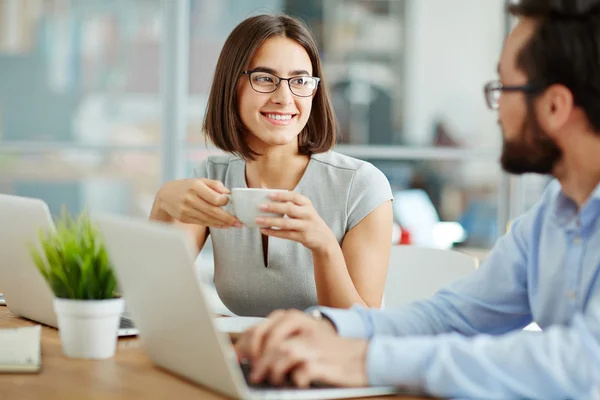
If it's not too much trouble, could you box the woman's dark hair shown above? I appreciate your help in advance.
[202,14,336,160]
[508,0,600,131]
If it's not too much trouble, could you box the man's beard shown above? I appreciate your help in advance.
[500,104,563,175]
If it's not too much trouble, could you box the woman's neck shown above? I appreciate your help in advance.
[245,147,310,190]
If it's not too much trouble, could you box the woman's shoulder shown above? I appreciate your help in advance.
[193,153,243,179]
[310,152,392,230]
[309,151,390,194]
[204,153,242,165]
[310,150,374,172]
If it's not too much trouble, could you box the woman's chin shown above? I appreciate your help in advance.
[252,133,300,148]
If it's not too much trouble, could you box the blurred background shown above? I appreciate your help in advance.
[0,0,549,259]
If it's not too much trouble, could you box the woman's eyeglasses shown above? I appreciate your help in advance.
[242,70,320,97]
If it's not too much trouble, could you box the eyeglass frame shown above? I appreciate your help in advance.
[483,80,544,110]
[242,69,321,97]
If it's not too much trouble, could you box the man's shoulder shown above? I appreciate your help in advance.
[508,179,560,235]
[540,179,562,203]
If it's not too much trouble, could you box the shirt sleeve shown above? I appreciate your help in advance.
[315,184,600,397]
[320,209,535,339]
[306,305,371,338]
[366,297,600,399]
[346,162,393,231]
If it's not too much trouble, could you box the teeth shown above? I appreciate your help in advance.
[266,114,293,121]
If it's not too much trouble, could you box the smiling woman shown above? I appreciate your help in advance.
[150,14,394,317]
[241,66,319,126]
[235,35,319,151]
[203,15,335,161]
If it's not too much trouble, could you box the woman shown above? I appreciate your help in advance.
[150,14,393,317]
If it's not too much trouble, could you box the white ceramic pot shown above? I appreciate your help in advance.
[53,298,124,359]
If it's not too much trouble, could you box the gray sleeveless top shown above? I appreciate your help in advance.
[194,151,393,317]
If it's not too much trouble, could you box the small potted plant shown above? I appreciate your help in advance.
[29,209,123,359]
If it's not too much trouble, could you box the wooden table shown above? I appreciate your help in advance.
[0,305,429,400]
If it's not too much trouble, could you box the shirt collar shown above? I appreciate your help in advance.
[552,181,600,227]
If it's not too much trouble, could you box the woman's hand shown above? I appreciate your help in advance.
[154,178,242,228]
[255,191,336,252]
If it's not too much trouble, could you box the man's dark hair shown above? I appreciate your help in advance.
[508,0,600,131]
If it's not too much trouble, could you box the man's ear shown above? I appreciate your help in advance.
[535,84,574,137]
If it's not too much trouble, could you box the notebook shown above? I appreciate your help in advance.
[0,325,41,373]
[214,316,264,340]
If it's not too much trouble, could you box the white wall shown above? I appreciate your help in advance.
[403,0,506,150]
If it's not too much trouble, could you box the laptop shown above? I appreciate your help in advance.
[96,214,409,400]
[0,194,138,337]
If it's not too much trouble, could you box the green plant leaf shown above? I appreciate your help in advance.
[28,209,118,300]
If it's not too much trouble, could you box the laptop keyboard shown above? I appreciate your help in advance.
[119,317,136,329]
[241,361,277,389]
[240,360,332,390]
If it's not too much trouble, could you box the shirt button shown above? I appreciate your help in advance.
[573,236,582,244]
[568,291,576,300]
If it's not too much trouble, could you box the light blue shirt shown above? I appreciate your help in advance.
[319,180,600,399]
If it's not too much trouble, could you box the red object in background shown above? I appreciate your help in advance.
[399,228,412,245]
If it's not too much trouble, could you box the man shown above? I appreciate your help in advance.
[235,0,600,398]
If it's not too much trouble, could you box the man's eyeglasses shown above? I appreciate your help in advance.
[242,70,320,97]
[483,80,542,110]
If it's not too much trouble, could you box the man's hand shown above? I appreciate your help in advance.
[234,309,369,388]
[235,309,336,364]
[250,334,369,388]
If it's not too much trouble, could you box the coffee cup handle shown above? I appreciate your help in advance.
[223,194,236,217]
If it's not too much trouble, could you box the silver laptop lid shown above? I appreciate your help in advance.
[96,215,248,399]
[0,194,58,327]
[0,194,138,337]
[96,215,407,400]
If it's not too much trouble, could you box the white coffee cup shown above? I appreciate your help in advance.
[225,188,288,228]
